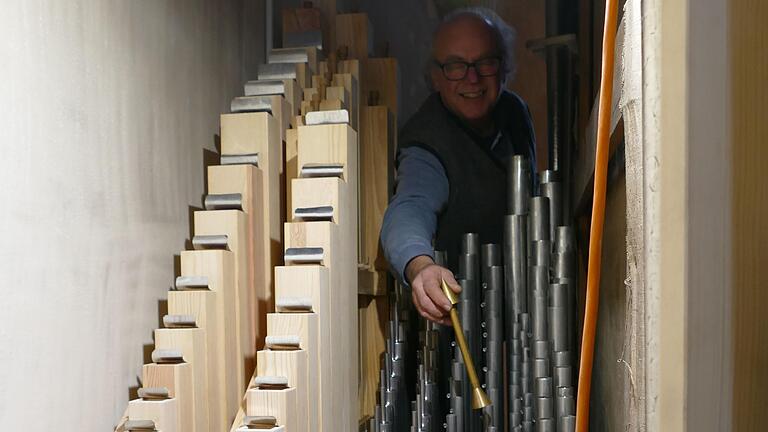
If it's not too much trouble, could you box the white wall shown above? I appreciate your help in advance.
[0,1,263,429]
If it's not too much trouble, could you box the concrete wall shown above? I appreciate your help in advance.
[0,1,263,429]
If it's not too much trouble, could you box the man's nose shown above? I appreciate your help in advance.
[465,65,480,83]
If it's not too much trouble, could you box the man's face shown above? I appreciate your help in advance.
[431,16,503,127]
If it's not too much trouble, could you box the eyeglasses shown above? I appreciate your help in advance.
[434,56,502,81]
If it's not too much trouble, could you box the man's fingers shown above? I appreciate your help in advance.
[412,293,446,323]
[423,273,453,312]
[413,281,447,319]
[442,270,462,294]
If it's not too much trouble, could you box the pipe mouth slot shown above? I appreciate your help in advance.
[138,387,170,400]
[252,375,289,390]
[244,79,286,97]
[284,247,324,263]
[294,206,334,221]
[265,335,301,350]
[221,153,259,167]
[151,349,184,364]
[242,415,278,429]
[257,62,299,80]
[268,47,310,64]
[175,276,209,291]
[125,420,156,431]
[192,235,229,250]
[205,193,243,211]
[163,314,196,328]
[299,163,344,178]
[275,297,313,313]
[230,96,274,114]
[305,109,350,125]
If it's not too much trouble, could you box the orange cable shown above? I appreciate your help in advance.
[575,0,620,430]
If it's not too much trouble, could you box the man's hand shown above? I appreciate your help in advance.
[406,255,462,325]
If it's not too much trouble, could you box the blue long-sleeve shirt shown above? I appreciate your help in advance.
[380,146,449,283]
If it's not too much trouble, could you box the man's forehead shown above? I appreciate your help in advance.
[433,15,498,60]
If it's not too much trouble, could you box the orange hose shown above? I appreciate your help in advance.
[575,0,620,430]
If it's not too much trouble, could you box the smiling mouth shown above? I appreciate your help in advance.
[460,90,486,99]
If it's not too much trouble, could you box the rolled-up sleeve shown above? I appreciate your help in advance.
[380,146,449,284]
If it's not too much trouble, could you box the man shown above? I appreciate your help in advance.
[381,7,536,325]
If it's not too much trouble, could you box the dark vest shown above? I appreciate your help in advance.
[398,90,536,274]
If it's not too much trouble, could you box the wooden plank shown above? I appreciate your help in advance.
[284,221,356,431]
[283,79,302,119]
[362,58,398,119]
[175,249,239,428]
[285,128,299,223]
[335,13,371,60]
[245,388,297,431]
[325,86,349,107]
[274,266,330,432]
[357,295,388,420]
[128,398,178,432]
[731,0,768,428]
[319,99,344,111]
[154,328,209,431]
[266,312,325,431]
[291,177,346,224]
[257,349,314,432]
[220,111,283,292]
[167,290,227,430]
[297,123,358,186]
[193,212,251,387]
[359,106,394,271]
[357,268,387,296]
[142,363,194,432]
[282,6,321,35]
[331,72,359,131]
[207,165,270,356]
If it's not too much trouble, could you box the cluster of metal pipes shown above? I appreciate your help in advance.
[503,155,578,432]
[369,155,579,432]
[444,155,579,431]
[368,283,412,432]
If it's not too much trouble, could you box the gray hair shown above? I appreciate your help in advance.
[425,7,517,87]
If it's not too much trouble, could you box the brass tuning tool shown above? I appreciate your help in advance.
[441,278,492,410]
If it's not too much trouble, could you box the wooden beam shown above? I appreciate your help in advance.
[362,58,398,119]
[245,388,297,432]
[291,177,347,225]
[359,106,394,271]
[127,398,178,432]
[220,112,283,270]
[154,328,209,431]
[285,128,299,226]
[192,212,252,386]
[266,312,325,431]
[335,13,371,60]
[357,295,388,420]
[257,349,314,431]
[207,165,270,355]
[142,363,194,432]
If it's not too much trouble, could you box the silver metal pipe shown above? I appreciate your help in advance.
[462,232,480,256]
[559,414,576,432]
[192,234,229,250]
[481,243,501,268]
[204,193,243,211]
[244,79,285,97]
[535,397,553,420]
[529,196,551,242]
[221,153,259,166]
[230,95,274,114]
[508,155,532,215]
[540,180,563,241]
[531,240,552,267]
[554,366,572,389]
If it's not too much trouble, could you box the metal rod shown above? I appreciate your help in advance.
[442,279,491,410]
[508,155,532,215]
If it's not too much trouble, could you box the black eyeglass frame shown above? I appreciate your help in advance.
[433,56,503,81]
